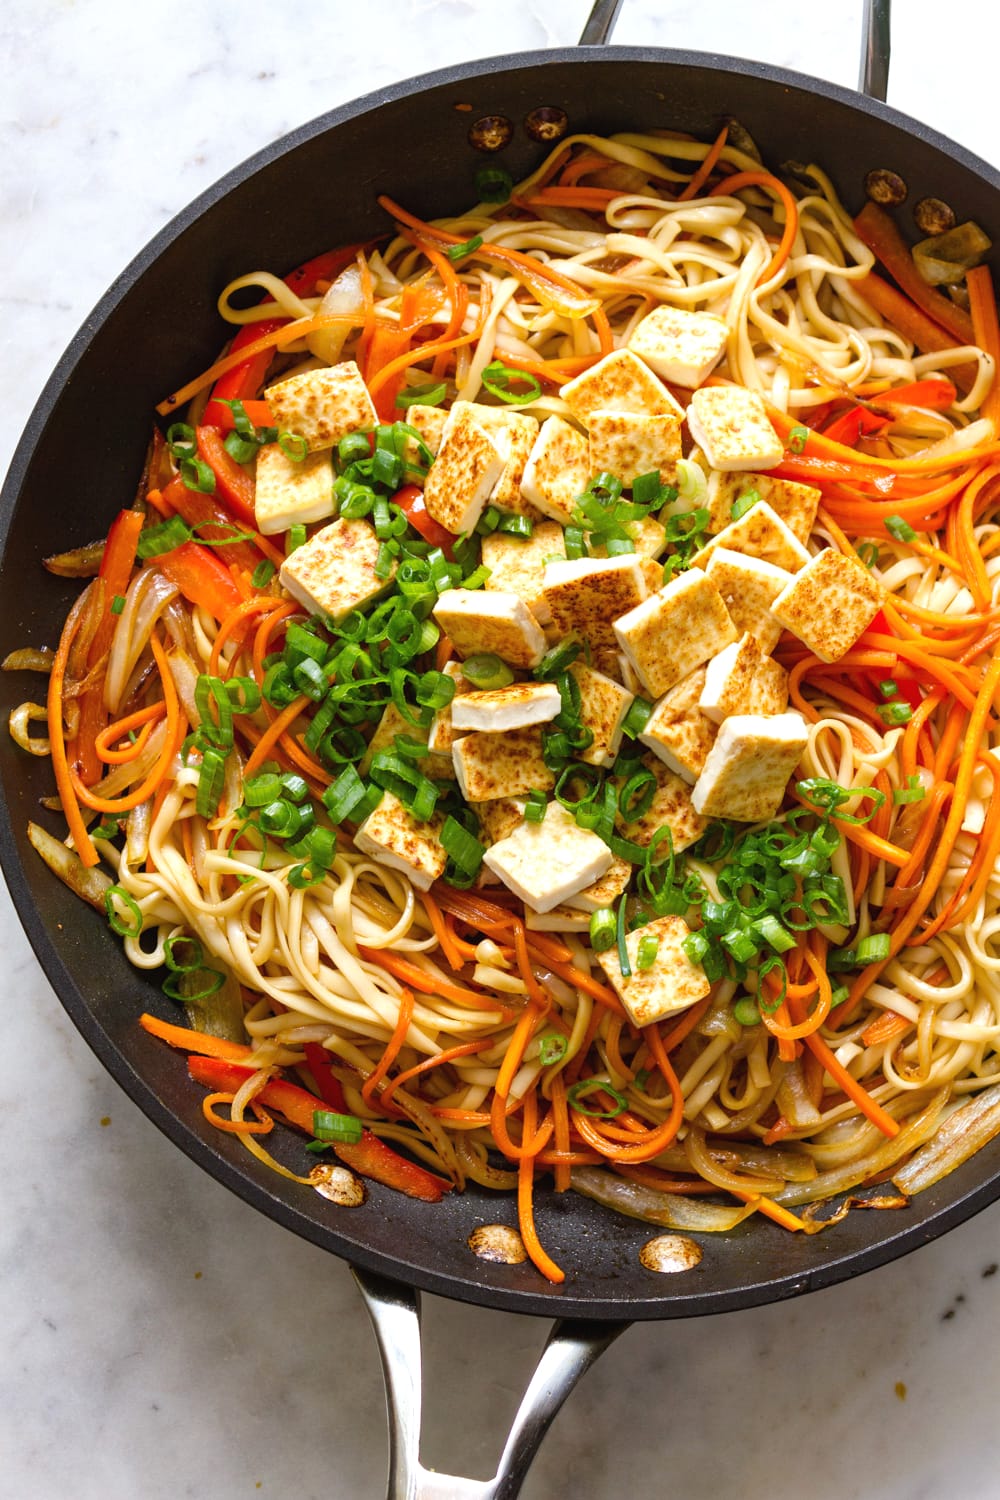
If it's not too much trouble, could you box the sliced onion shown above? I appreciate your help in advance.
[105,570,179,713]
[917,417,994,461]
[165,646,202,726]
[571,1167,755,1231]
[43,540,105,578]
[307,264,365,364]
[684,1125,786,1196]
[776,1060,823,1129]
[893,1083,1000,1195]
[8,702,51,756]
[125,800,152,866]
[777,1090,947,1207]
[2,647,54,674]
[82,721,168,801]
[27,820,112,910]
[456,1135,518,1191]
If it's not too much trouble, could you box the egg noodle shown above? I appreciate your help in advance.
[14,124,1000,1283]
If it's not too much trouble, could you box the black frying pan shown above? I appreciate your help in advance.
[2,2,999,1492]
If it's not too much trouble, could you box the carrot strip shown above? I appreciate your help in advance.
[803,1028,899,1138]
[140,1012,252,1061]
[357,946,502,1010]
[679,123,729,200]
[854,202,976,346]
[71,636,185,814]
[762,945,833,1042]
[362,989,415,1109]
[861,1011,912,1047]
[241,693,311,780]
[549,1070,572,1192]
[421,892,463,971]
[380,1039,492,1114]
[47,588,101,866]
[94,701,165,763]
[710,171,798,285]
[730,1191,808,1232]
[968,264,1000,429]
[517,1090,564,1284]
[202,1092,274,1135]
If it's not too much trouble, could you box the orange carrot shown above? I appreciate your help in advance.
[358,946,503,1011]
[967,264,1000,429]
[140,1012,253,1061]
[854,202,976,346]
[679,123,729,201]
[517,1089,564,1283]
[362,988,415,1109]
[710,171,799,285]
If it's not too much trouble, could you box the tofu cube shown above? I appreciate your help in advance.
[254,446,334,535]
[452,728,555,801]
[562,853,632,913]
[752,656,790,716]
[691,712,810,822]
[543,555,648,652]
[473,797,526,846]
[427,661,472,757]
[422,405,506,535]
[626,305,729,389]
[525,904,593,933]
[686,385,783,472]
[570,661,635,767]
[596,914,711,1027]
[490,413,543,519]
[705,471,820,544]
[770,549,885,663]
[399,403,449,481]
[482,801,612,913]
[481,521,566,625]
[353,789,447,892]
[691,500,811,575]
[519,415,590,524]
[639,666,718,783]
[699,633,790,722]
[587,410,683,487]
[451,681,561,732]
[265,362,377,453]
[279,518,393,621]
[616,753,707,853]
[704,548,793,654]
[560,349,683,425]
[432,589,547,670]
[360,701,455,781]
[613,567,737,698]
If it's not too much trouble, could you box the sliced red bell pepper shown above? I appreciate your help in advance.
[157,540,244,621]
[304,1041,349,1110]
[201,318,286,429]
[821,405,891,448]
[284,243,366,298]
[196,427,258,527]
[394,483,454,555]
[160,476,263,573]
[187,1054,452,1202]
[75,508,146,783]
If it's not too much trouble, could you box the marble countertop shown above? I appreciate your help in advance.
[3,3,1000,1496]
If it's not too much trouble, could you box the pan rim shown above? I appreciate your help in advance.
[3,42,1000,1322]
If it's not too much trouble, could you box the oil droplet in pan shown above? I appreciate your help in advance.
[639,1233,703,1274]
[468,1224,528,1264]
[310,1164,367,1206]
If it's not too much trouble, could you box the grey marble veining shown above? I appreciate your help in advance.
[3,3,1000,1496]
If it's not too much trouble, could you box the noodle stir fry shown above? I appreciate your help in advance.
[11,125,1000,1283]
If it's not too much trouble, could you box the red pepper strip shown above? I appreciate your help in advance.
[284,243,367,299]
[393,483,454,555]
[201,319,286,428]
[157,540,244,621]
[160,475,264,573]
[821,406,892,447]
[876,377,957,411]
[74,509,146,784]
[187,1055,452,1202]
[303,1041,349,1111]
[196,427,258,527]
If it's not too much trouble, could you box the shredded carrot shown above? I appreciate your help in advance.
[548,1070,572,1193]
[72,636,185,814]
[679,123,729,200]
[854,201,976,346]
[139,1012,253,1061]
[241,693,310,781]
[94,701,165,764]
[731,1191,808,1232]
[362,989,415,1110]
[762,945,833,1042]
[517,1089,564,1283]
[861,1011,912,1047]
[46,588,100,866]
[710,171,798,285]
[421,892,463,971]
[357,946,502,1010]
[380,1039,492,1113]
[968,263,1000,429]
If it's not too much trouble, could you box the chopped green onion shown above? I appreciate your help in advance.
[620,697,652,740]
[480,359,542,406]
[885,514,917,542]
[244,772,284,808]
[589,907,617,953]
[278,431,309,463]
[566,1079,628,1118]
[893,775,926,805]
[878,701,913,725]
[721,927,758,965]
[618,768,656,822]
[322,764,371,825]
[164,934,205,973]
[441,816,485,877]
[286,524,307,554]
[496,513,534,538]
[104,884,143,938]
[635,933,660,970]
[136,515,192,559]
[251,559,276,588]
[534,639,582,680]
[878,679,898,699]
[538,1032,568,1066]
[787,425,809,453]
[755,914,796,954]
[732,997,761,1027]
[616,892,631,977]
[395,381,447,410]
[856,932,891,964]
[110,594,126,615]
[195,675,235,748]
[162,966,225,1003]
[682,930,710,966]
[731,488,760,521]
[288,862,324,889]
[855,541,880,569]
[475,166,514,203]
[446,233,484,261]
[563,525,586,559]
[196,748,227,818]
[369,751,439,821]
[462,653,515,689]
[524,790,548,824]
[312,1109,364,1144]
[337,432,371,468]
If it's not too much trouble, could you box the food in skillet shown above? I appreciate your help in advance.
[9,124,1000,1283]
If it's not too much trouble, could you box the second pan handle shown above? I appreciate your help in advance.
[579,0,892,102]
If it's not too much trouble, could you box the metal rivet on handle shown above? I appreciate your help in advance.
[468,115,514,153]
[524,106,569,143]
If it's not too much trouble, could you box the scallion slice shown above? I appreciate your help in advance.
[885,514,917,542]
[395,381,447,410]
[440,816,485,877]
[105,884,143,938]
[461,653,515,690]
[538,1032,568,1066]
[480,360,541,406]
[566,1079,628,1118]
[312,1109,364,1143]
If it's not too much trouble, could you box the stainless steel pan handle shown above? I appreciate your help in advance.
[354,1267,625,1500]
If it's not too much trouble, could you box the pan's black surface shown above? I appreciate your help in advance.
[3,47,1000,1321]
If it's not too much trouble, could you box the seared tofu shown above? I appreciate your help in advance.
[686,385,783,471]
[626,305,729,389]
[562,853,632,913]
[452,728,555,801]
[613,567,737,698]
[422,404,506,535]
[490,413,543,518]
[596,914,711,1027]
[692,500,810,575]
[560,349,683,424]
[451,681,561,732]
[279,518,393,621]
[399,403,449,480]
[699,634,789,722]
[426,661,472,757]
[432,589,547,669]
[639,666,718,783]
[770,548,885,663]
[254,446,334,535]
[543,555,648,652]
[705,471,820,544]
[482,800,612,913]
[525,904,592,933]
[704,548,793,654]
[587,410,683,486]
[353,789,447,892]
[265,362,377,453]
[473,796,527,846]
[519,416,590,523]
[691,711,810,822]
[481,522,566,625]
[570,661,635,767]
[361,702,456,781]
[616,753,707,853]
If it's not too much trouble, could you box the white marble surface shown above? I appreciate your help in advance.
[3,3,1000,1497]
